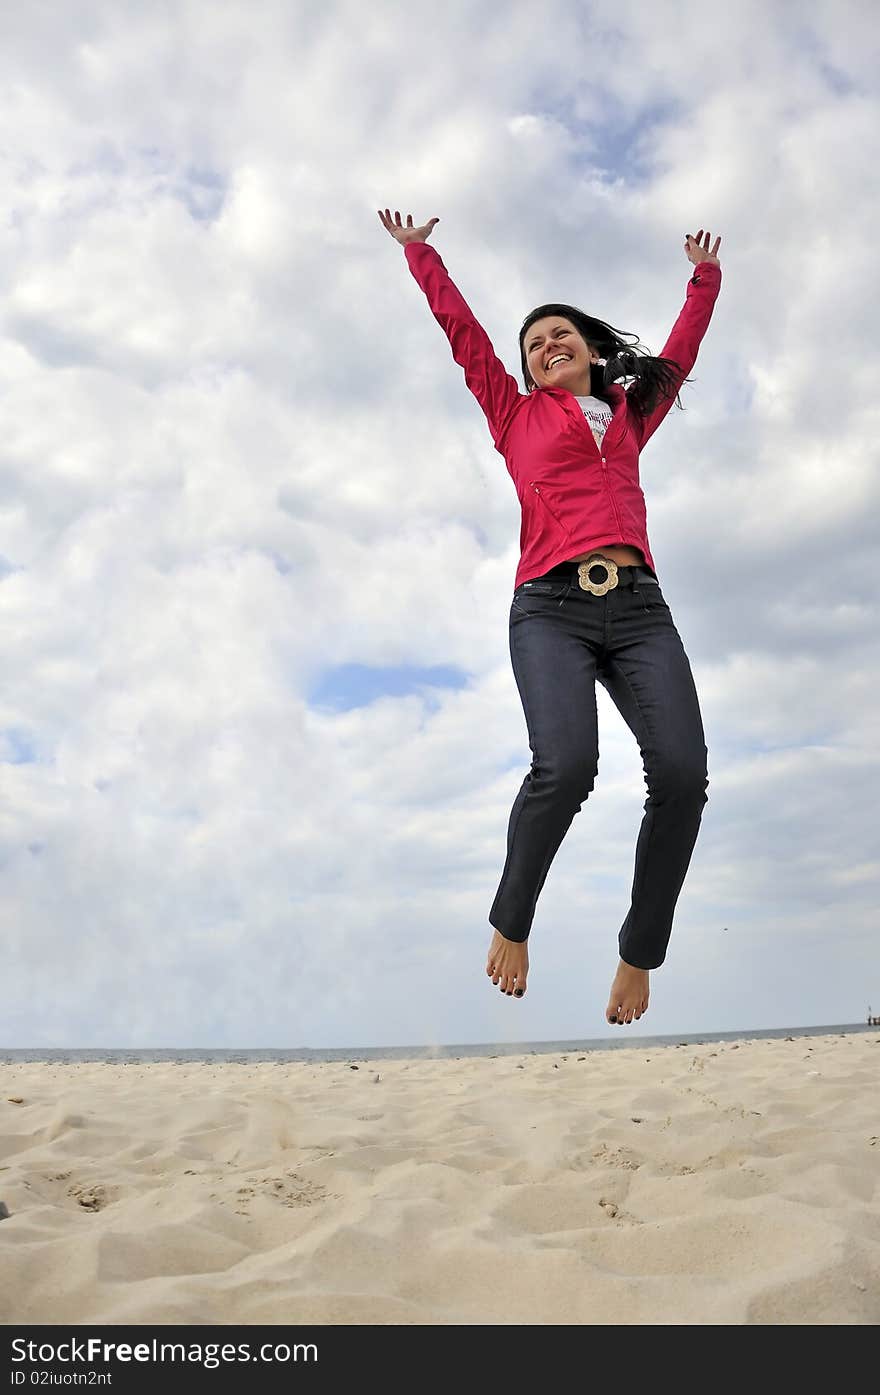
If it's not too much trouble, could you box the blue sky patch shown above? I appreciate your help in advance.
[1,729,38,764]
[307,662,470,713]
[534,93,684,186]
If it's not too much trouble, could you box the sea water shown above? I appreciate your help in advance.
[1,1021,876,1064]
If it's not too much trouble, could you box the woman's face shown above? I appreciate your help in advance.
[525,316,597,394]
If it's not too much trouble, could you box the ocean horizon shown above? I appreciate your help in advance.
[1,1021,876,1065]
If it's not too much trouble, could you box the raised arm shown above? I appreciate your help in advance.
[633,230,723,451]
[378,209,522,452]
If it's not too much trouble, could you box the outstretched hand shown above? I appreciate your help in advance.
[378,209,440,245]
[685,229,721,267]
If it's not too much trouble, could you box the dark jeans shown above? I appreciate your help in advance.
[489,560,708,970]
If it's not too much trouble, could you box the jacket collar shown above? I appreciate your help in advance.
[537,383,626,404]
[536,381,628,446]
[538,382,627,421]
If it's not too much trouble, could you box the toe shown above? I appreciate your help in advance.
[609,986,626,1022]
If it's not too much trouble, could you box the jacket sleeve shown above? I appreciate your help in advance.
[402,241,523,452]
[633,261,722,451]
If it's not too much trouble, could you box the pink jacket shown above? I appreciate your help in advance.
[403,242,722,587]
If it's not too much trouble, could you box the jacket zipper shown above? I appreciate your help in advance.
[530,400,627,542]
[577,403,626,540]
[599,452,626,539]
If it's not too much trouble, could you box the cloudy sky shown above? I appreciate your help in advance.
[1,0,877,1049]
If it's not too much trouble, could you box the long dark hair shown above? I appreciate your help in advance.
[519,302,693,420]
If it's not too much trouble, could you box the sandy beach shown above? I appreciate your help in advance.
[1,1032,878,1325]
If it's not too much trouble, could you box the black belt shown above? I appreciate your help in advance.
[534,553,660,597]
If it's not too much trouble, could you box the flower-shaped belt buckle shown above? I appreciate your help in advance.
[577,554,619,596]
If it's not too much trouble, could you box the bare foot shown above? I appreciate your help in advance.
[486,928,529,998]
[606,957,649,1025]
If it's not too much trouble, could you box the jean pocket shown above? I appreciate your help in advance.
[511,579,571,615]
[639,587,669,614]
[521,580,570,596]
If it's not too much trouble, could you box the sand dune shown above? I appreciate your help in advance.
[1,1032,878,1324]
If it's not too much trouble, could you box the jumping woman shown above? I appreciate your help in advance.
[378,208,722,1026]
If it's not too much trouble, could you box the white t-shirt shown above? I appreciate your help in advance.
[573,394,614,451]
